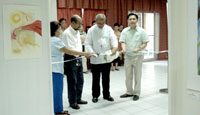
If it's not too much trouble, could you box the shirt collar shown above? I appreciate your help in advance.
[128,26,138,31]
[69,25,78,34]
[95,24,106,31]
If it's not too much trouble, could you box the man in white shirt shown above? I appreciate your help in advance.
[85,14,118,103]
[62,15,87,110]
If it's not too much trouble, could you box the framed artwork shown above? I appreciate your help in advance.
[3,4,42,60]
[187,0,200,91]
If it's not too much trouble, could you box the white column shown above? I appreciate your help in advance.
[168,0,200,115]
[0,0,54,115]
[49,0,57,21]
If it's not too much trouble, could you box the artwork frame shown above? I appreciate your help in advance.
[3,4,42,60]
[186,0,200,91]
[198,0,200,75]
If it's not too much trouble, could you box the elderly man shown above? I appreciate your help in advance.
[62,15,87,109]
[85,14,118,103]
[119,13,149,101]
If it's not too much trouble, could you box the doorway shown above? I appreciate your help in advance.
[136,13,156,60]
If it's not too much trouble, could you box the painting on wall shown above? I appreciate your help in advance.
[3,5,42,60]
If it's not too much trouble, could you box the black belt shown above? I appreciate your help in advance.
[64,54,81,59]
[64,54,81,66]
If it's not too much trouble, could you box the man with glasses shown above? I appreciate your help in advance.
[62,15,87,109]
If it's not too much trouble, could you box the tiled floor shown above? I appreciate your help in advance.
[63,60,168,115]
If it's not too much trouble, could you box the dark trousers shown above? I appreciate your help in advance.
[91,63,111,98]
[64,54,84,104]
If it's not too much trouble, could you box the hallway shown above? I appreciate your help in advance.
[63,61,168,115]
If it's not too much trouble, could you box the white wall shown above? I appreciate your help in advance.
[49,0,57,21]
[0,0,54,115]
[168,0,200,115]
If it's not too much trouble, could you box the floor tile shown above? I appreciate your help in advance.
[62,60,168,115]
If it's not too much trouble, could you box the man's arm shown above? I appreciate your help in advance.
[119,29,126,54]
[121,42,126,54]
[60,46,91,58]
[132,30,149,53]
[132,42,148,53]
[85,29,94,53]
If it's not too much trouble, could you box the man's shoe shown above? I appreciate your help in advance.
[120,93,133,98]
[77,100,88,104]
[70,103,80,110]
[133,95,139,101]
[92,97,98,103]
[104,96,114,101]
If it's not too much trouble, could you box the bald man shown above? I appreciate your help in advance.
[62,15,87,109]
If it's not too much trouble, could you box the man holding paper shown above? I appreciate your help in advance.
[85,14,118,103]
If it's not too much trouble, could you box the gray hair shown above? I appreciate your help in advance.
[95,14,106,20]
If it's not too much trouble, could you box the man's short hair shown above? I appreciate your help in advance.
[59,18,66,23]
[92,20,96,25]
[127,13,138,20]
[86,26,91,29]
[114,23,120,27]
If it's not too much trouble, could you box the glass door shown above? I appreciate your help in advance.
[143,13,155,60]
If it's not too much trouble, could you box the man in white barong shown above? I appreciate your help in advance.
[85,14,118,103]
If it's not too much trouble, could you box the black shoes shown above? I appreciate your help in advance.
[92,96,114,103]
[70,100,87,109]
[120,93,133,98]
[133,95,139,101]
[92,97,98,103]
[103,96,114,101]
[70,103,80,110]
[120,94,139,101]
[77,100,88,104]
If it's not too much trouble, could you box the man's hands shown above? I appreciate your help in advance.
[132,48,140,53]
[121,43,126,54]
[110,48,118,56]
[122,48,140,54]
[132,43,147,53]
[84,52,99,58]
[84,52,92,58]
[122,48,126,54]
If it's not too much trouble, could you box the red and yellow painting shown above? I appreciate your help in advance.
[3,5,42,59]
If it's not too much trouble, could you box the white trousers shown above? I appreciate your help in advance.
[124,55,143,96]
